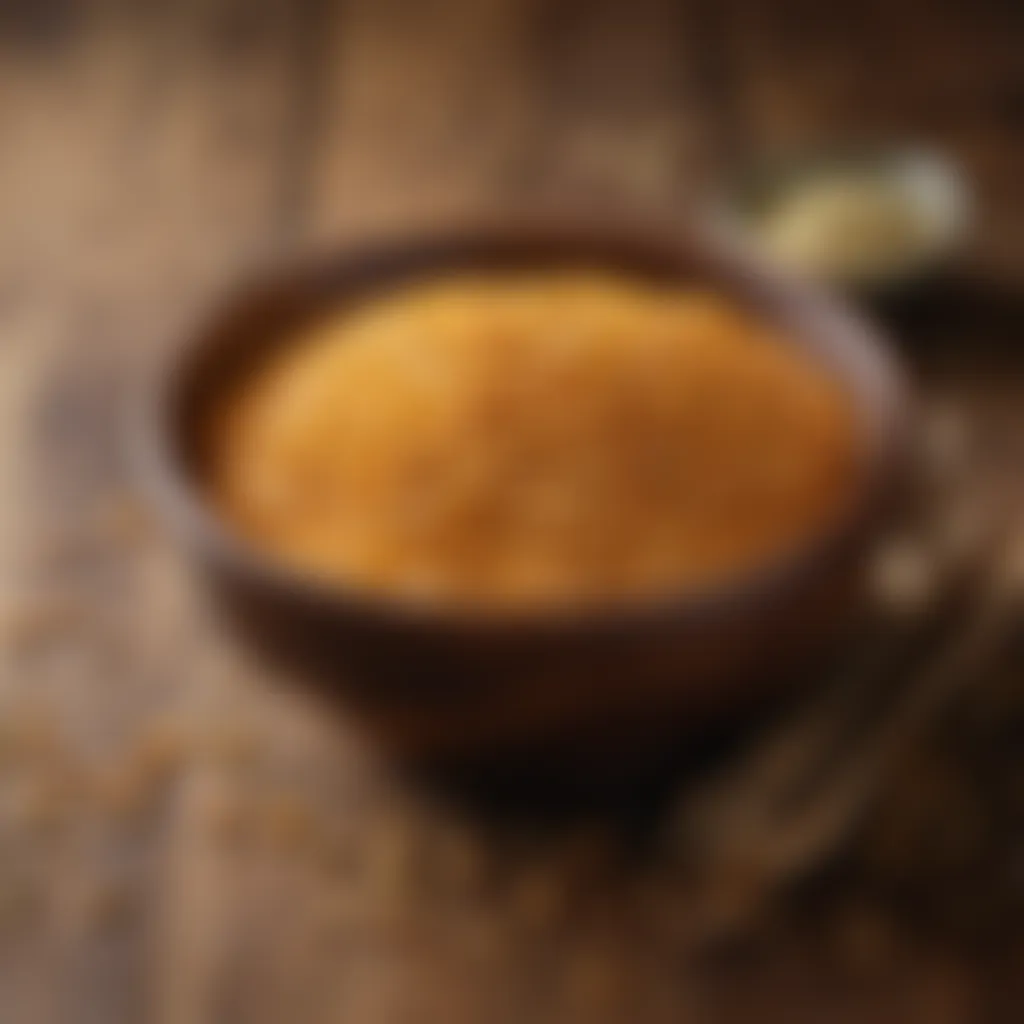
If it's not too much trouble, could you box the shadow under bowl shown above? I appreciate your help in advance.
[138,217,910,770]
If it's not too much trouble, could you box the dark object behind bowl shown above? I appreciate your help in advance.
[139,218,909,765]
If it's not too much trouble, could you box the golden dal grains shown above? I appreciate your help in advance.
[205,273,857,610]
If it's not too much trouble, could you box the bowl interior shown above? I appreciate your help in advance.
[151,221,908,631]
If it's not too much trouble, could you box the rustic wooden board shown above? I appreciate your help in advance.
[0,3,310,1022]
[0,0,1021,1021]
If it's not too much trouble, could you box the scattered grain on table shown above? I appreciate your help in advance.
[91,489,154,548]
[422,819,492,898]
[868,538,938,613]
[204,786,256,851]
[0,592,81,657]
[199,717,267,772]
[94,721,189,822]
[260,790,317,854]
[921,401,971,483]
[362,812,425,923]
[7,775,70,837]
[506,859,570,934]
[73,876,134,933]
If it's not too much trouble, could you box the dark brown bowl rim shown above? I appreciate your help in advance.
[136,215,910,639]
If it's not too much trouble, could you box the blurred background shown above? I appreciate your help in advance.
[0,0,1022,1021]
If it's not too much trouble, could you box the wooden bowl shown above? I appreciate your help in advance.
[138,217,909,767]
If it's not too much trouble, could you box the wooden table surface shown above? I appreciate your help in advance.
[1,1,1023,1022]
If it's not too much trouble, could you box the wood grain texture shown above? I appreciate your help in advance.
[0,0,1021,1021]
[0,3,308,1022]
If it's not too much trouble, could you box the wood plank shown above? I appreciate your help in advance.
[2,0,1022,1020]
[0,3,310,1021]
[309,0,722,234]
[521,0,722,207]
[307,0,552,243]
[0,18,166,1023]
